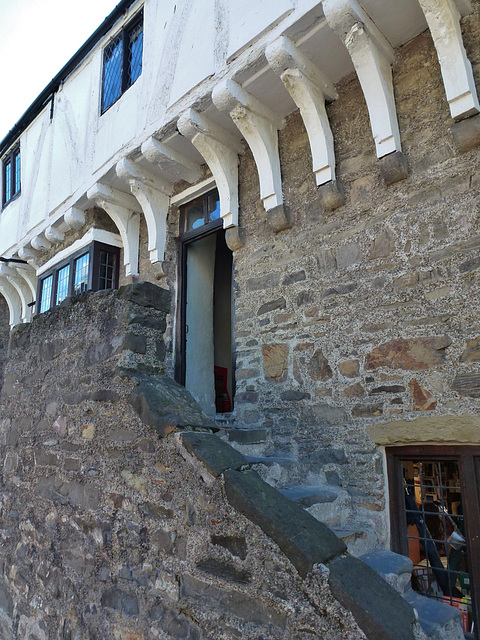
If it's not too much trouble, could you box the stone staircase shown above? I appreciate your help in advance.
[219,426,372,555]
[218,427,466,640]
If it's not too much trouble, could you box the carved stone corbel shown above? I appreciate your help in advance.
[212,78,289,223]
[418,0,479,121]
[177,108,242,228]
[141,137,203,184]
[87,183,141,277]
[117,158,173,265]
[64,207,86,230]
[45,225,65,244]
[323,0,408,184]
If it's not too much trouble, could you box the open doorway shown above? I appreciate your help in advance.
[175,189,234,416]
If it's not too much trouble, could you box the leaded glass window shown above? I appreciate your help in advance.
[2,145,20,206]
[74,254,90,295]
[101,12,143,113]
[56,265,70,304]
[40,275,53,313]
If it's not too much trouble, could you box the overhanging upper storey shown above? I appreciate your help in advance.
[0,0,478,326]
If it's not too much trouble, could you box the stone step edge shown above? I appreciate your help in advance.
[179,429,424,640]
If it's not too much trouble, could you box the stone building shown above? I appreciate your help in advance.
[0,0,479,637]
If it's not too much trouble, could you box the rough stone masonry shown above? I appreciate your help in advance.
[0,283,426,639]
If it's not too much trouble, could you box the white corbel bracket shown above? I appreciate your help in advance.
[141,137,203,184]
[87,183,141,277]
[18,245,40,270]
[0,265,33,323]
[418,0,479,120]
[323,0,401,159]
[64,207,86,230]
[0,279,23,326]
[266,36,338,186]
[212,79,285,212]
[177,108,242,228]
[116,158,172,264]
[31,234,52,253]
[45,225,65,244]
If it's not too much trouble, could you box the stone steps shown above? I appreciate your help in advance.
[360,550,464,640]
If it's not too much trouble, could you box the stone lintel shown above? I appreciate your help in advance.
[451,113,480,153]
[267,204,292,233]
[317,180,345,211]
[378,151,409,186]
[367,414,480,447]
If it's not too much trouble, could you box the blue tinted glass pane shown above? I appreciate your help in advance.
[74,254,90,294]
[102,35,122,111]
[208,194,220,221]
[4,160,12,202]
[13,151,20,195]
[56,265,70,304]
[40,275,53,313]
[128,23,143,85]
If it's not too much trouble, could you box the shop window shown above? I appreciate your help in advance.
[2,145,20,207]
[36,241,120,314]
[387,447,480,636]
[101,11,143,113]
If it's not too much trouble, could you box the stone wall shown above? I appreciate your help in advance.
[151,11,480,549]
[0,284,380,640]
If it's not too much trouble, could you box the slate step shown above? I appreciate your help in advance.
[245,455,297,467]
[280,484,345,507]
[361,550,464,640]
[226,428,271,445]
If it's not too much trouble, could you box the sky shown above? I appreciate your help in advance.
[0,0,121,141]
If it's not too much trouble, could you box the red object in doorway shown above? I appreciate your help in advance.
[214,366,231,413]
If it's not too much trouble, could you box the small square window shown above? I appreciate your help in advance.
[101,12,143,113]
[2,145,21,207]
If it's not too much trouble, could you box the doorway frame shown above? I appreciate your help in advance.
[174,189,225,387]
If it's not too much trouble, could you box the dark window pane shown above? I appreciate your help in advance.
[73,253,90,294]
[186,200,204,231]
[98,250,115,290]
[128,22,143,86]
[56,264,70,304]
[102,34,123,111]
[40,275,53,313]
[401,457,472,628]
[207,193,220,222]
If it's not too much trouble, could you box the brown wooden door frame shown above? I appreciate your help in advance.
[174,218,224,386]
[386,445,480,637]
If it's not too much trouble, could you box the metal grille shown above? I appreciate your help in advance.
[402,459,473,633]
[73,254,89,295]
[102,34,122,111]
[40,275,53,313]
[128,22,143,86]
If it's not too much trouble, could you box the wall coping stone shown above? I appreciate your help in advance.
[328,555,417,640]
[181,431,248,476]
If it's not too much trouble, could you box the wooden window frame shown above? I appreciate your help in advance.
[2,145,21,208]
[36,241,120,315]
[387,445,480,636]
[101,10,143,114]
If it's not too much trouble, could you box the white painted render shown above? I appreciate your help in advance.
[0,0,478,323]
